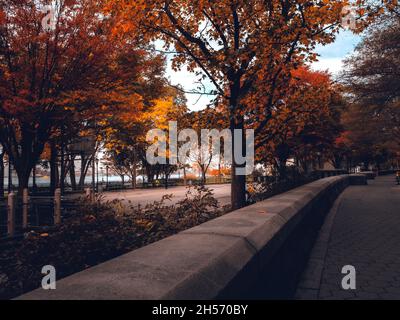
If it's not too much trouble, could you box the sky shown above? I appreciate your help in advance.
[312,30,361,75]
[165,30,362,111]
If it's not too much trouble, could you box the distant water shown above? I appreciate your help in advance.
[2,174,128,187]
[1,173,184,188]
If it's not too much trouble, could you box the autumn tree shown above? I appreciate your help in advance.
[182,107,228,185]
[103,79,188,187]
[104,0,379,208]
[330,131,353,170]
[342,11,400,169]
[143,88,188,187]
[0,0,135,192]
[256,67,342,179]
[340,103,396,169]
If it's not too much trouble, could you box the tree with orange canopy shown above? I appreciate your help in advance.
[105,0,380,208]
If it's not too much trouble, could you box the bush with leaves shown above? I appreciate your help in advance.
[0,186,224,299]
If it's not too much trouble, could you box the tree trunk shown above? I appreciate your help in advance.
[69,155,77,190]
[301,158,309,174]
[50,143,59,194]
[132,164,137,189]
[131,174,136,188]
[276,144,289,181]
[130,165,137,188]
[32,164,37,191]
[79,154,91,189]
[132,147,137,189]
[60,145,65,192]
[277,161,287,181]
[231,164,246,209]
[146,166,153,184]
[12,153,38,196]
[230,112,246,210]
[16,169,31,195]
[218,161,221,184]
[201,170,206,185]
[165,172,169,189]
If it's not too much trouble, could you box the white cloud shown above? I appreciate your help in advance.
[165,30,361,109]
[166,65,215,111]
[311,58,345,75]
[311,30,361,75]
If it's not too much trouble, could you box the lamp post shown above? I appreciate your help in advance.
[96,158,99,192]
[8,154,12,193]
[60,142,65,194]
[106,165,109,189]
[316,152,322,170]
[91,148,96,194]
[32,164,37,193]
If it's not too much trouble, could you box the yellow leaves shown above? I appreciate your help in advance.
[135,219,154,230]
[148,96,176,129]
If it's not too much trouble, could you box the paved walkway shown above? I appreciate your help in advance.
[102,184,231,207]
[296,175,400,300]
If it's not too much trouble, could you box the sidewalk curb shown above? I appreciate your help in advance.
[295,191,346,299]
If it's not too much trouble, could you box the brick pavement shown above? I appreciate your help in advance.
[296,175,400,300]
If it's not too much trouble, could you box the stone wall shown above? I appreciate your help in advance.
[18,175,363,300]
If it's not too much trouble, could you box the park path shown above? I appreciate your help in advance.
[296,175,400,300]
[101,183,231,207]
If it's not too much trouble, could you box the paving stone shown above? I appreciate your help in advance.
[295,288,319,300]
[297,176,400,300]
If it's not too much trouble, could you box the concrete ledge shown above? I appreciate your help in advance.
[360,171,377,180]
[378,169,399,176]
[18,175,357,300]
[349,174,368,185]
[314,169,348,179]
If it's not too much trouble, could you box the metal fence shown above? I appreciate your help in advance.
[0,201,6,237]
[0,195,79,239]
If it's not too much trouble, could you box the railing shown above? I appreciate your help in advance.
[0,201,6,237]
[0,192,79,240]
